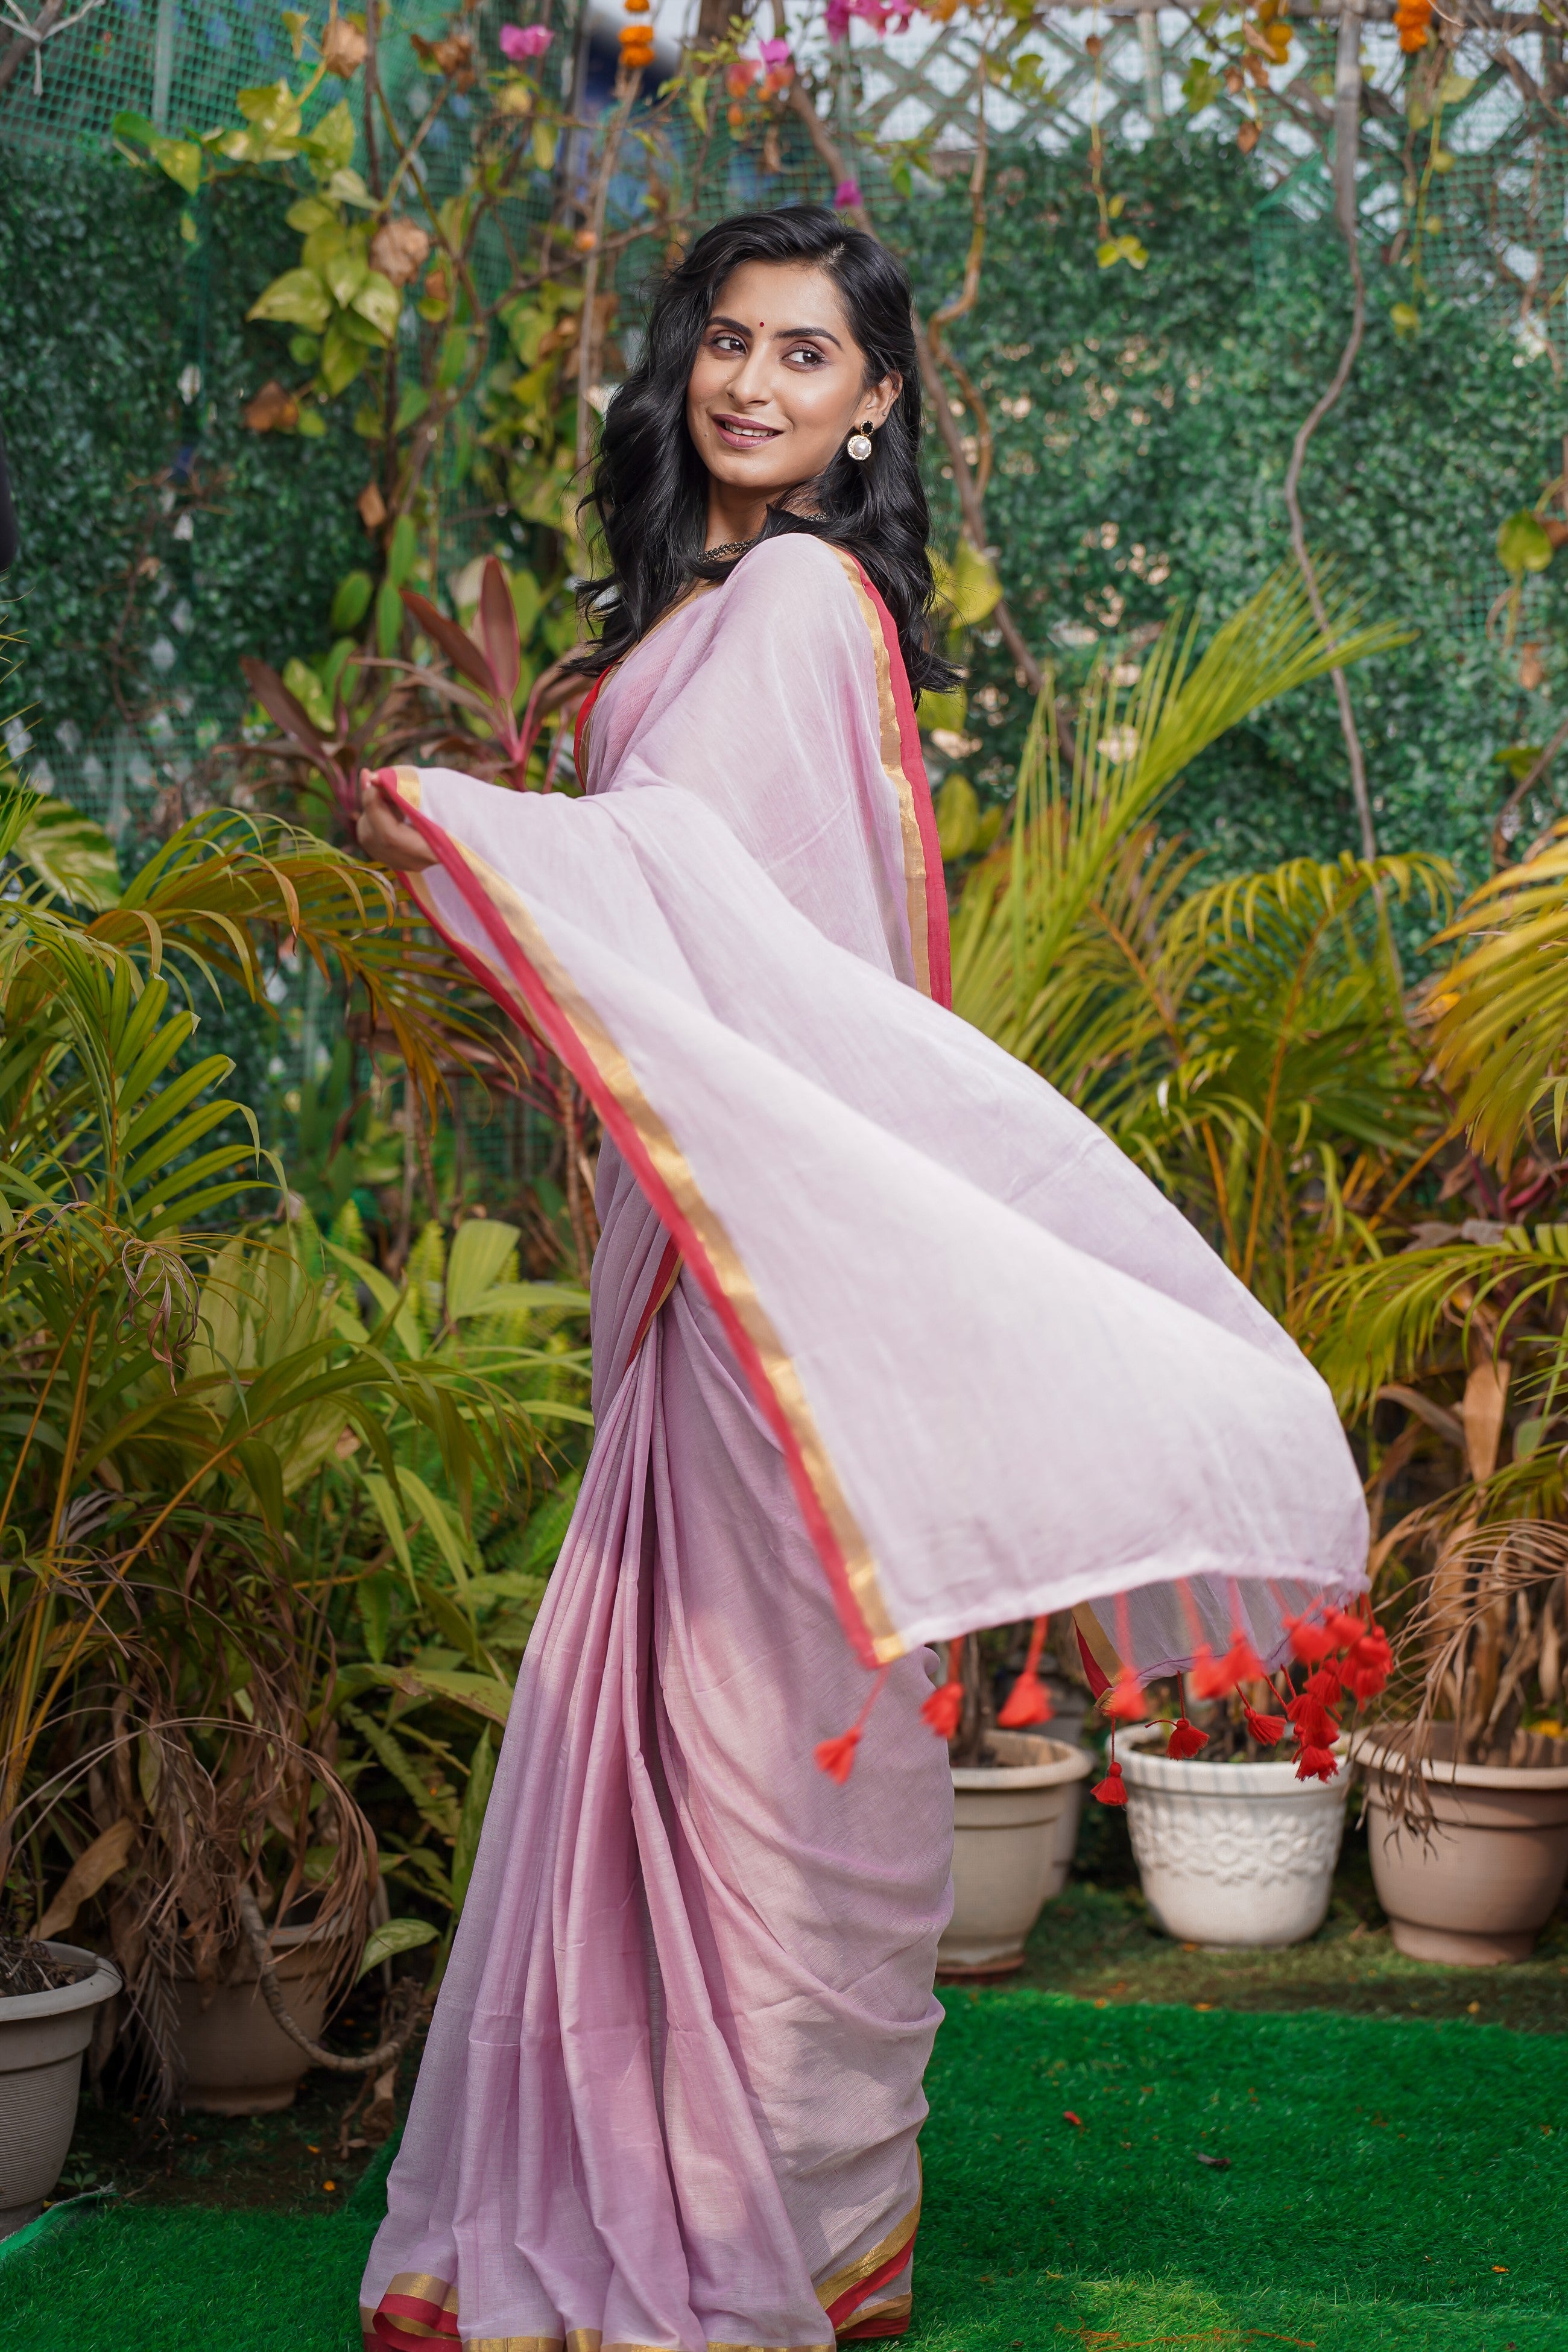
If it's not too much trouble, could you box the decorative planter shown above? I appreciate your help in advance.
[1119,1725,1350,1948]
[938,1731,1093,1976]
[0,1940,121,2239]
[171,1923,350,2115]
[1353,1727,1568,1965]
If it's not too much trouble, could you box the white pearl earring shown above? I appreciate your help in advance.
[846,425,874,461]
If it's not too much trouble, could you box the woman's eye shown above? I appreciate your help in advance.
[711,332,745,353]
[786,344,825,365]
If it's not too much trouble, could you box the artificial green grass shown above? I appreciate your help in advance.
[5,1993,1566,2350]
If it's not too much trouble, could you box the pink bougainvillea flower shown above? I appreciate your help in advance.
[833,176,862,208]
[499,21,551,59]
[759,35,792,65]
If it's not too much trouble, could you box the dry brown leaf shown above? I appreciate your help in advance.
[369,217,432,288]
[36,1816,137,1939]
[322,11,367,76]
[242,381,299,434]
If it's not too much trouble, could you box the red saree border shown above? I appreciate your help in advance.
[828,550,952,1013]
[385,770,897,1671]
[1072,1602,1119,1698]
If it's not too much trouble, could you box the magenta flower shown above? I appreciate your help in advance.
[759,35,792,65]
[499,21,551,60]
[825,0,852,36]
[833,176,862,209]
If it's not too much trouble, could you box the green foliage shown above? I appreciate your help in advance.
[0,157,365,782]
[888,131,1568,891]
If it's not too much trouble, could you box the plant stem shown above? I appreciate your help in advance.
[575,78,639,478]
[1284,1,1375,859]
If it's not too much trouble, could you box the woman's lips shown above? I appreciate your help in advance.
[711,414,783,451]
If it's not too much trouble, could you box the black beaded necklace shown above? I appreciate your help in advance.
[704,536,760,564]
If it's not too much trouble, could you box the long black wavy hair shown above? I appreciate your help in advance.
[574,205,955,694]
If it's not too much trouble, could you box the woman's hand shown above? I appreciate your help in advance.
[356,773,437,872]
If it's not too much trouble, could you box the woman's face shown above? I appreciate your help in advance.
[684,258,900,506]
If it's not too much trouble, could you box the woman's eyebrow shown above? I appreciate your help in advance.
[706,312,844,349]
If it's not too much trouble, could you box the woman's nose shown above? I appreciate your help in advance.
[724,340,774,404]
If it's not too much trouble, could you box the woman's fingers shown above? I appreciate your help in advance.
[356,776,437,873]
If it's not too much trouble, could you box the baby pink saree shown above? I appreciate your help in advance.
[359,535,1368,2352]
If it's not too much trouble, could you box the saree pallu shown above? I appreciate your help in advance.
[362,533,1370,2350]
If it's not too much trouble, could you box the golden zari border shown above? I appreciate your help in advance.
[827,546,933,1002]
[814,2193,921,2313]
[367,2318,833,2352]
[396,779,902,1665]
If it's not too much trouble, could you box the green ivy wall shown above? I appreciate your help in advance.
[3,127,1566,890]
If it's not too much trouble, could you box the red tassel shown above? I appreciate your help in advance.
[998,1672,1053,1727]
[1190,1633,1265,1699]
[1091,1759,1128,1806]
[1166,1715,1209,1759]
[1303,1660,1344,1707]
[1188,1644,1227,1699]
[998,1614,1053,1728]
[1284,1611,1339,1664]
[1294,1740,1339,1783]
[1341,1626,1391,1701]
[1103,1667,1147,1721]
[1286,1693,1338,1747]
[1243,1702,1286,1747]
[921,1677,963,1739]
[815,1729,861,1785]
[1325,1608,1367,1649]
[815,1668,890,1785]
[1219,1632,1266,1685]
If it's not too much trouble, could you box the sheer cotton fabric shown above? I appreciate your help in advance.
[385,534,1367,1676]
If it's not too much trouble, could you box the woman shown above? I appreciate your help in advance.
[356,207,1367,2351]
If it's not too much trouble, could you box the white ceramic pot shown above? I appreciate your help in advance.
[1353,1727,1568,1965]
[938,1731,1093,1976]
[0,1940,121,2239]
[1119,1725,1350,1948]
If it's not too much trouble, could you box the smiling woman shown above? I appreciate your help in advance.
[354,206,1367,2352]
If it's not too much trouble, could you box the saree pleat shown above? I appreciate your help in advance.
[364,1154,950,2352]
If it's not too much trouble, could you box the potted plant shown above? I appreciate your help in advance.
[0,1936,121,2238]
[0,782,575,2110]
[929,1620,1093,1976]
[1307,819,1568,1963]
[1089,1603,1394,1949]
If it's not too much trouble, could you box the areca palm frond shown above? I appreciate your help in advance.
[949,567,1409,1061]
[1426,820,1568,1168]
[0,795,501,1122]
[1307,1222,1568,1421]
[1122,852,1447,1310]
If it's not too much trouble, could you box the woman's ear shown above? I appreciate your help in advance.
[863,371,902,429]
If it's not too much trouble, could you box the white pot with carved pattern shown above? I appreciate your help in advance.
[1118,1724,1351,1949]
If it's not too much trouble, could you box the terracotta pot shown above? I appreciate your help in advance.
[171,1923,351,2115]
[0,1940,121,2239]
[938,1731,1093,1977]
[1119,1725,1351,1948]
[1353,1726,1568,1965]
